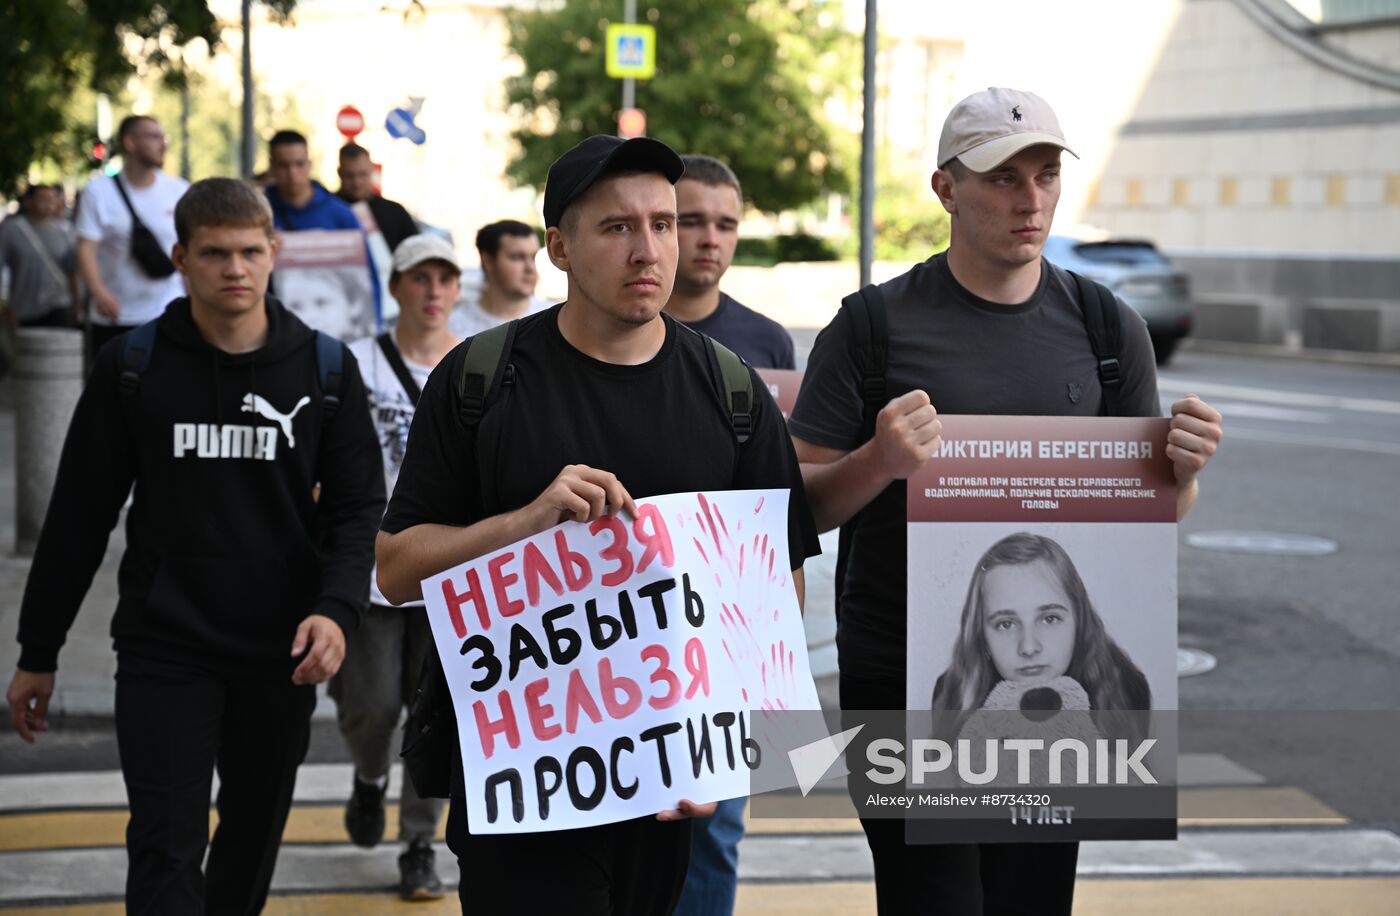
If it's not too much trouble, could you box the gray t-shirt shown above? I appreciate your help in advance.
[0,215,74,320]
[788,252,1161,683]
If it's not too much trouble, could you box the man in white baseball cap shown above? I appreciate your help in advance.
[332,232,463,900]
[788,87,1223,913]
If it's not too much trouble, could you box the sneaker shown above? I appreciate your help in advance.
[344,776,386,848]
[398,838,445,900]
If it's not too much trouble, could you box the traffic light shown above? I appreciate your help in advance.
[89,140,107,170]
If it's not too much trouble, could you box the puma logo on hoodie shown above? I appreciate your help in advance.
[241,393,312,448]
[172,393,312,460]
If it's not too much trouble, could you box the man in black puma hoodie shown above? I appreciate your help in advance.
[6,178,385,914]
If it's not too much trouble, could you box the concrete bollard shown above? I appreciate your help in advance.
[13,328,85,556]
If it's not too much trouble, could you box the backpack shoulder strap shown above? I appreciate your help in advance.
[1070,270,1123,417]
[840,283,888,442]
[457,320,517,429]
[708,338,753,445]
[118,319,161,394]
[314,331,343,419]
[376,331,423,405]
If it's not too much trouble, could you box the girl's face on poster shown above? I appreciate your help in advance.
[980,559,1077,682]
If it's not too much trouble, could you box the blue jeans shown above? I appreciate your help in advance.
[673,796,746,916]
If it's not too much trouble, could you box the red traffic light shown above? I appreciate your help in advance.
[618,108,646,139]
[92,141,107,161]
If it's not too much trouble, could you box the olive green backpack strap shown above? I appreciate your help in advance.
[456,320,518,429]
[708,337,753,445]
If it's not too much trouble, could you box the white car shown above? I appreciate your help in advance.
[1042,235,1193,364]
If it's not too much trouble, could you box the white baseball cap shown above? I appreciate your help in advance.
[391,234,460,274]
[937,87,1078,172]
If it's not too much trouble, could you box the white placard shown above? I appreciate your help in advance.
[422,489,821,834]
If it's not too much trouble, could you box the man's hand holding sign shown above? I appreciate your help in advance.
[419,488,818,834]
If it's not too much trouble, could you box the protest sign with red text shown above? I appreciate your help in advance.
[421,489,820,834]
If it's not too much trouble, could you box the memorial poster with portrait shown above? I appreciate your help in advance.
[273,229,379,342]
[905,416,1178,843]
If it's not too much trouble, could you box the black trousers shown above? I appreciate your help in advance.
[445,746,691,914]
[114,649,316,915]
[840,673,1079,916]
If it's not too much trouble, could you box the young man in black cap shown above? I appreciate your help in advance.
[376,135,820,914]
[789,87,1222,915]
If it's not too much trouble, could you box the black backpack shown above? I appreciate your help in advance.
[831,270,1124,627]
[118,317,345,418]
[400,317,758,799]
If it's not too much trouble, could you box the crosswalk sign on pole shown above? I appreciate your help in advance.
[606,23,656,79]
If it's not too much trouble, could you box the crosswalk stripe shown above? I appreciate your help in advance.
[7,878,1400,916]
[4,828,1399,905]
[0,784,1347,854]
[0,753,1278,814]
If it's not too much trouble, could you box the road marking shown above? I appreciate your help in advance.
[7,878,1400,916]
[1157,378,1400,416]
[1212,425,1400,457]
[1166,400,1330,423]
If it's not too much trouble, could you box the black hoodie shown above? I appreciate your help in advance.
[17,297,386,673]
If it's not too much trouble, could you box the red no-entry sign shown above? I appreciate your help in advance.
[336,105,366,139]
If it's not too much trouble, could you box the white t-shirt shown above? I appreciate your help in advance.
[75,171,189,326]
[448,286,552,338]
[349,334,435,608]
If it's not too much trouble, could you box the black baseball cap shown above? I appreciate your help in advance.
[543,135,686,228]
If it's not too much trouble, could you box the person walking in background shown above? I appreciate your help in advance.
[74,115,188,354]
[447,219,549,337]
[265,131,362,233]
[664,154,796,916]
[663,155,794,372]
[267,130,381,335]
[1,185,78,329]
[336,143,419,252]
[332,235,462,900]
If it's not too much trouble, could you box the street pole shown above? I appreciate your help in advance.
[621,0,637,119]
[180,78,192,181]
[859,0,877,288]
[241,0,255,179]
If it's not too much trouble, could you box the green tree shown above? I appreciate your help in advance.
[873,164,949,261]
[504,0,857,214]
[1,0,296,196]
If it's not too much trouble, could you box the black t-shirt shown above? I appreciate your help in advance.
[353,194,419,252]
[383,305,819,576]
[679,293,796,370]
[788,253,1161,684]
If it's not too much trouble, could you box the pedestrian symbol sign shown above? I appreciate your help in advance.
[606,23,656,80]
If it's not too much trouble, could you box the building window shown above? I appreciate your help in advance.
[1084,180,1099,209]
[1326,175,1347,207]
[1171,178,1190,207]
[1126,178,1143,208]
[1271,177,1291,207]
[1387,175,1400,206]
[1219,178,1238,207]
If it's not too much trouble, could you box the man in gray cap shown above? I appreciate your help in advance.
[374,135,820,914]
[788,88,1222,914]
